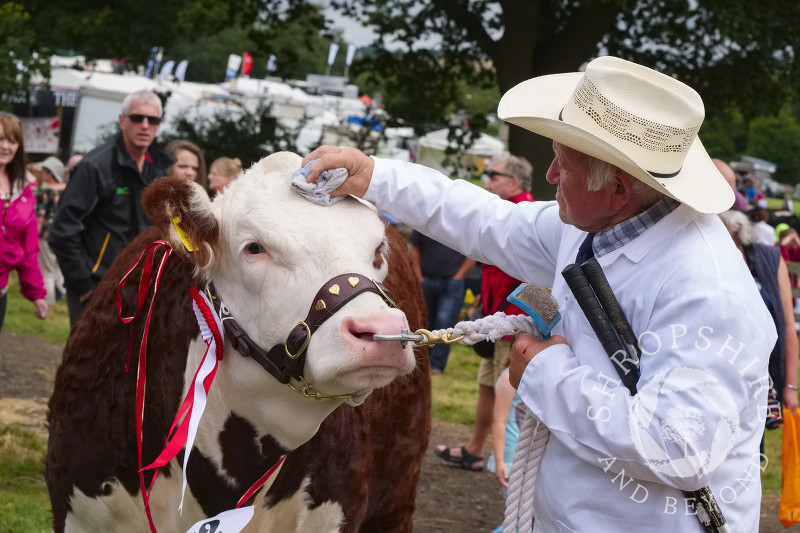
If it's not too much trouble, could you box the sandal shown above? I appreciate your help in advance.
[434,445,484,471]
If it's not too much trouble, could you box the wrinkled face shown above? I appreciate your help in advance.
[209,154,416,401]
[119,100,161,152]
[546,141,612,232]
[170,149,200,182]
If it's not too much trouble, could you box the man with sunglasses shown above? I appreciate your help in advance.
[435,153,535,471]
[49,90,175,325]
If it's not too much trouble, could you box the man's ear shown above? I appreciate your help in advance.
[141,176,219,271]
[610,171,635,211]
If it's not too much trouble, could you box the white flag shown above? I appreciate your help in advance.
[158,60,175,80]
[174,60,188,82]
[345,44,357,66]
[327,43,339,66]
[225,54,242,80]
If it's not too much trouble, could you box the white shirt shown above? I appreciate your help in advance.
[755,221,776,247]
[367,158,775,532]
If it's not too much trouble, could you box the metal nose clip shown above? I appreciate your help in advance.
[373,328,427,348]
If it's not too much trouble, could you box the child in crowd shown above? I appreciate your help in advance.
[487,368,530,532]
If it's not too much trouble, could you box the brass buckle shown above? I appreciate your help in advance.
[287,376,358,401]
[285,322,311,359]
[413,328,466,346]
[372,279,397,308]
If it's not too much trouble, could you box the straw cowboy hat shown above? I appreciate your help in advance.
[498,56,732,214]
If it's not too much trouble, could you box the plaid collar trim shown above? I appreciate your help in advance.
[593,197,681,258]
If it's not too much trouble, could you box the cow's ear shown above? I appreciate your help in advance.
[142,176,219,270]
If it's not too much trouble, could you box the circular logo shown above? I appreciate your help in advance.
[628,367,739,478]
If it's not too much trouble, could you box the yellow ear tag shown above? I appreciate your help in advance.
[171,216,197,252]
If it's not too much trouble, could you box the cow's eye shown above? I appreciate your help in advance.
[245,242,266,255]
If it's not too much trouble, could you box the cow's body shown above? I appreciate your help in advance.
[45,153,431,532]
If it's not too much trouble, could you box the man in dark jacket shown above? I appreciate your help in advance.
[49,90,175,325]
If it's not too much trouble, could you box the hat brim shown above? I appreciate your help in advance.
[498,73,733,214]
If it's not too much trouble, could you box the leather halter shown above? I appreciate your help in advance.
[206,273,396,386]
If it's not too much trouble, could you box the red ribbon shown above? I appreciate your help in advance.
[116,240,172,533]
[118,256,284,532]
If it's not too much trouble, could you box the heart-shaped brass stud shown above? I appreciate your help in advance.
[348,276,360,288]
[315,299,326,311]
[329,284,340,296]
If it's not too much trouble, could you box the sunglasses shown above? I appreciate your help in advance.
[0,112,21,124]
[126,114,162,125]
[483,169,516,179]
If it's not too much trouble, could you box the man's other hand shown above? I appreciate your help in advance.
[509,332,567,388]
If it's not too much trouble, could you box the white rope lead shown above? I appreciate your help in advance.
[430,312,547,532]
[430,313,540,345]
[503,411,548,533]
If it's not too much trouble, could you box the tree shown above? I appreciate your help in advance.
[169,28,256,83]
[746,110,800,186]
[0,3,49,110]
[330,0,800,199]
[21,0,191,66]
[157,104,303,170]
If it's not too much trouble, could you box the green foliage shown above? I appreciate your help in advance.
[605,0,800,122]
[0,425,50,532]
[746,110,800,185]
[157,104,303,171]
[3,272,70,343]
[0,2,49,110]
[247,1,339,81]
[169,28,256,83]
[700,107,748,163]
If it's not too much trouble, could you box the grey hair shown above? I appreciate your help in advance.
[121,90,163,117]
[586,156,665,206]
[719,209,756,246]
[492,151,533,191]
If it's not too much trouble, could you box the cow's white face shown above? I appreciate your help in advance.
[159,152,416,447]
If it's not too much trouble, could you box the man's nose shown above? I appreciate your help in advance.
[545,159,560,184]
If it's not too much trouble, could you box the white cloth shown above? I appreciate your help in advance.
[754,220,776,246]
[367,158,775,532]
[290,160,349,206]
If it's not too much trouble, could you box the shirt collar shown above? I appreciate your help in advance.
[592,197,681,258]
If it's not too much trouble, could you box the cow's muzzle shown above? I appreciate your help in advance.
[206,273,396,399]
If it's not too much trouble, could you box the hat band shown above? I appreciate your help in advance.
[558,109,681,179]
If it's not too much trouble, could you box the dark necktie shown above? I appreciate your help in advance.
[575,233,596,264]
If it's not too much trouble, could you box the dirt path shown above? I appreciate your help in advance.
[0,329,788,531]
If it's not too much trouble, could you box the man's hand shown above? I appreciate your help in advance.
[302,146,375,198]
[508,332,567,388]
[34,299,49,319]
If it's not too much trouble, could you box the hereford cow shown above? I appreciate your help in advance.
[45,152,431,532]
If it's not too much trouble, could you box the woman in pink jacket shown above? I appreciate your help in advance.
[0,112,48,331]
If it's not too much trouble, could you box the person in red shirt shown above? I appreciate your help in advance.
[435,152,534,470]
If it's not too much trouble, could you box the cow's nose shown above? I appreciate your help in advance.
[340,309,413,367]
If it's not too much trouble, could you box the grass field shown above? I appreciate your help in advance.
[0,426,51,533]
[3,272,70,343]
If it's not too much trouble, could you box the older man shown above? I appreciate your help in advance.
[49,90,175,325]
[304,56,774,531]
